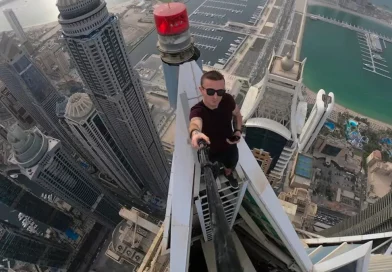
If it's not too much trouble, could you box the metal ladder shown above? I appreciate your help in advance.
[193,141,245,272]
[195,170,248,242]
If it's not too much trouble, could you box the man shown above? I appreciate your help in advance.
[189,70,243,189]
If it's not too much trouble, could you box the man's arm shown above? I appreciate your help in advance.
[232,105,243,131]
[189,117,210,148]
[189,117,203,138]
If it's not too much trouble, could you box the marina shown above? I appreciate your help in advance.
[187,0,268,69]
[357,32,390,79]
[302,5,392,124]
[189,0,267,26]
[306,14,392,44]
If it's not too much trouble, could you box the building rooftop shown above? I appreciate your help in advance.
[134,54,166,89]
[269,54,302,81]
[295,154,313,179]
[372,150,382,160]
[342,190,355,199]
[65,93,94,121]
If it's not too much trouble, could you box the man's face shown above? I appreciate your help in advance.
[199,78,225,108]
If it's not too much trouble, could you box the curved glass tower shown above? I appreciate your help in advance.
[57,0,169,197]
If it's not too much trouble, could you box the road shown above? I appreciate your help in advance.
[315,206,346,227]
[251,0,295,84]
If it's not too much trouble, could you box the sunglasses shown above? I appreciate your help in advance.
[202,87,226,96]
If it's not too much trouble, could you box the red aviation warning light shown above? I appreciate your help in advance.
[153,3,189,36]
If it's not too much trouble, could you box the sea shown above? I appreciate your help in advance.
[302,5,392,124]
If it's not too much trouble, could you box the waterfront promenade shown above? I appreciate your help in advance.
[305,88,392,131]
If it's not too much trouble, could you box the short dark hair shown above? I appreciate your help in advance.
[200,70,225,86]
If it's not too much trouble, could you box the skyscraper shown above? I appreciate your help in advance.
[241,53,308,188]
[0,219,72,268]
[64,93,143,196]
[0,173,73,232]
[298,89,334,153]
[3,9,27,43]
[56,95,97,172]
[7,124,122,227]
[0,33,91,164]
[57,0,169,197]
[0,81,35,130]
[3,9,33,54]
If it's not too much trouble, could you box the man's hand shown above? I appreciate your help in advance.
[226,130,241,145]
[191,131,210,149]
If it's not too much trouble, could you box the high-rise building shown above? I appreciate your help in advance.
[241,53,308,188]
[7,124,122,227]
[0,219,72,268]
[3,9,27,43]
[63,93,143,196]
[0,33,92,164]
[298,89,334,153]
[57,0,169,197]
[0,81,35,130]
[0,173,73,232]
[2,9,33,54]
[320,189,392,237]
[56,95,97,172]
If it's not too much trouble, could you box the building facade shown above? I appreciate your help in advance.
[0,80,35,130]
[251,148,272,175]
[241,53,308,189]
[320,190,392,237]
[0,173,73,232]
[0,219,72,268]
[57,0,169,197]
[7,124,122,227]
[2,9,33,54]
[64,93,143,196]
[298,89,334,153]
[3,9,27,42]
[0,33,90,164]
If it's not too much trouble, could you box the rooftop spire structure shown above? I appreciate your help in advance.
[8,124,122,227]
[57,0,170,198]
[154,2,201,108]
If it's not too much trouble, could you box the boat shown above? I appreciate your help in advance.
[217,59,226,64]
[238,37,244,40]
[310,15,319,20]
[364,63,374,68]
[234,39,241,43]
[225,53,232,56]
[373,54,384,60]
[230,44,238,47]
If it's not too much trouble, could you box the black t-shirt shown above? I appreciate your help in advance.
[189,93,235,154]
